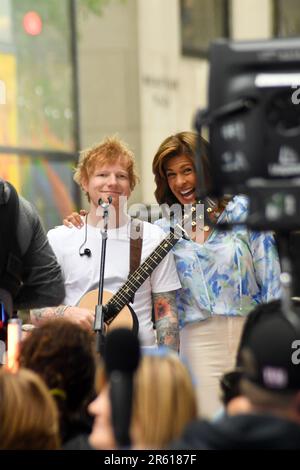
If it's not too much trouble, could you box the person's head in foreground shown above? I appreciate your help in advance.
[88,347,198,449]
[0,368,60,450]
[239,301,300,423]
[19,319,96,443]
[171,301,300,450]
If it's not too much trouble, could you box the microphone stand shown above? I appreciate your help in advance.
[94,197,111,354]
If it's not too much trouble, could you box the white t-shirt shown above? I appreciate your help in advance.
[48,219,181,346]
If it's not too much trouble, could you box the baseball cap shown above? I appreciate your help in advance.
[241,310,300,392]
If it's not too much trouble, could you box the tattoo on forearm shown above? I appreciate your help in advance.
[156,317,179,350]
[54,305,68,317]
[153,291,179,352]
[153,291,178,320]
[31,305,65,325]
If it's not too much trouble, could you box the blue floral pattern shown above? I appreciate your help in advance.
[155,195,281,328]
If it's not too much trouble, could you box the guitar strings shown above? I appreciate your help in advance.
[110,234,176,308]
[108,204,218,311]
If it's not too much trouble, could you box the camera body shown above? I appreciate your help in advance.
[207,37,300,231]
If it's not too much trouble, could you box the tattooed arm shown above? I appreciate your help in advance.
[30,305,94,330]
[152,290,179,352]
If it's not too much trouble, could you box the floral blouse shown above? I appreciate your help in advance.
[155,195,281,328]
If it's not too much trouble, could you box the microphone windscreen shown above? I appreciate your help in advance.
[104,328,140,375]
[98,197,112,207]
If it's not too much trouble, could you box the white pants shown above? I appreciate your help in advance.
[180,315,245,418]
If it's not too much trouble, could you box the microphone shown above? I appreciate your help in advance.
[79,248,91,257]
[104,328,140,448]
[98,196,112,207]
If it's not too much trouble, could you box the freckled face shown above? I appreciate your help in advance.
[164,154,197,205]
[82,159,131,210]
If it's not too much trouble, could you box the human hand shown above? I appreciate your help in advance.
[63,209,88,228]
[63,306,94,330]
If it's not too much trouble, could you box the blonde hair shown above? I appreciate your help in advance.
[94,353,197,449]
[74,135,139,197]
[132,353,197,448]
[0,368,60,450]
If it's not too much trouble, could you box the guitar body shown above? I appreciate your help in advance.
[78,289,139,335]
[77,224,183,338]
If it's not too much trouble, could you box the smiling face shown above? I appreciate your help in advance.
[164,154,197,205]
[82,158,131,211]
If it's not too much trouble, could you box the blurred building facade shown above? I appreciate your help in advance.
[0,0,298,228]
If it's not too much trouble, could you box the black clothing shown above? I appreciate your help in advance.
[61,409,93,447]
[0,181,21,298]
[0,179,65,310]
[172,414,300,450]
[63,433,93,450]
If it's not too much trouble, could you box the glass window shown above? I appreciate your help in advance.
[11,0,75,151]
[180,0,229,58]
[0,0,78,230]
[0,0,13,45]
[0,153,76,230]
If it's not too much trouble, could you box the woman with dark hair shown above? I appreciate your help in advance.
[152,131,281,417]
[63,131,281,417]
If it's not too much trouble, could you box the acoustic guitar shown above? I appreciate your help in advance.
[78,220,188,334]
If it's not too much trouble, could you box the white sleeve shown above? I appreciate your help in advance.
[150,251,182,293]
[143,223,181,294]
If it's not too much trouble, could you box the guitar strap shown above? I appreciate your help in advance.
[129,218,143,303]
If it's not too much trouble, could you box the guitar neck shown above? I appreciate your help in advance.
[106,230,179,314]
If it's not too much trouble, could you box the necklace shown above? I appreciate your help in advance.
[187,198,220,233]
